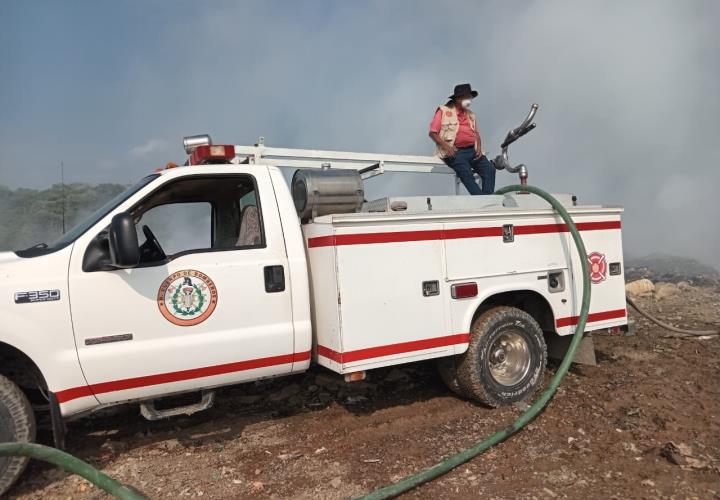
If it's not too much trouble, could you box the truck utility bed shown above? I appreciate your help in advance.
[303,194,626,374]
[361,193,578,213]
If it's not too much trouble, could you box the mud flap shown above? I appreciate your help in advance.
[49,392,67,450]
[546,333,596,366]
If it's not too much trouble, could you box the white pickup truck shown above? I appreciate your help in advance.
[0,133,627,493]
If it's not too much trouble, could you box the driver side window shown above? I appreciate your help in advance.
[136,202,212,257]
[131,175,264,264]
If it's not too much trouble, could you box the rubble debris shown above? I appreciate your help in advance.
[654,282,680,300]
[625,279,655,297]
[625,255,720,287]
[660,441,717,471]
[267,383,301,402]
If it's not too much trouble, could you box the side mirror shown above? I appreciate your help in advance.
[108,212,140,268]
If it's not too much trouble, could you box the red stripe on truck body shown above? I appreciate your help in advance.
[556,308,627,328]
[308,220,621,248]
[317,333,471,364]
[56,350,311,403]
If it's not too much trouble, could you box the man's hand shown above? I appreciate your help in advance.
[474,133,484,158]
[429,131,457,158]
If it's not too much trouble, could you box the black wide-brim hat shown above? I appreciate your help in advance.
[449,83,478,99]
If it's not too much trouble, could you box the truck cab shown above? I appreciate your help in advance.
[1,161,312,418]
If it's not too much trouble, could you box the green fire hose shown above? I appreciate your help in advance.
[0,442,146,499]
[0,185,588,500]
[357,184,593,499]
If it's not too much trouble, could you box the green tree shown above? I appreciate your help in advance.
[0,183,127,251]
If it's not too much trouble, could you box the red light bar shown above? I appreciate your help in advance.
[451,282,478,299]
[190,145,235,165]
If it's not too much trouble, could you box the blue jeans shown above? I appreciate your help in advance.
[443,146,496,195]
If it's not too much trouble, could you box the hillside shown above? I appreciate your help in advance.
[626,254,720,286]
[0,183,127,251]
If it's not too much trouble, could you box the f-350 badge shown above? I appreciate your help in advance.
[157,270,218,326]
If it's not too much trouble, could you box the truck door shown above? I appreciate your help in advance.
[67,170,297,404]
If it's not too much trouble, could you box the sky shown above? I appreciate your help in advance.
[1,0,719,266]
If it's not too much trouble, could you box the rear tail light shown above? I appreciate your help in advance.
[451,282,478,299]
[189,145,235,165]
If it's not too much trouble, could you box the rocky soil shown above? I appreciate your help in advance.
[8,286,720,499]
[626,255,720,287]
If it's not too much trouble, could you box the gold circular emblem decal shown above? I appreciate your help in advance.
[157,270,218,326]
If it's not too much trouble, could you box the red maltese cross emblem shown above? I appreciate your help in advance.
[587,252,607,284]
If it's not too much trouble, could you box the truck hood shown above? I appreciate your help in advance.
[0,252,21,277]
[0,251,20,266]
[0,248,72,283]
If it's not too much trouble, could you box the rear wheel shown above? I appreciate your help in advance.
[0,375,36,496]
[456,306,547,407]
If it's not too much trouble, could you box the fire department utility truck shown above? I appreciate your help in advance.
[0,106,627,493]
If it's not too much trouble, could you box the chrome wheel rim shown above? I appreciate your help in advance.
[488,330,531,386]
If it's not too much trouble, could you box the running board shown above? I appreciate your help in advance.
[140,391,216,421]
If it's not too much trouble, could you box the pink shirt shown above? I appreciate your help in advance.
[429,108,476,148]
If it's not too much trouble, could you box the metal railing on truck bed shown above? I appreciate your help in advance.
[234,136,451,175]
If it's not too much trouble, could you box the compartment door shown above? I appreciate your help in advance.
[332,223,454,370]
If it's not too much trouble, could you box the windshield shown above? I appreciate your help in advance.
[16,174,159,257]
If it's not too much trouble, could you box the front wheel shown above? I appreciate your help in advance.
[456,306,547,407]
[0,374,36,496]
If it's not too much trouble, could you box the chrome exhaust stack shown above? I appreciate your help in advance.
[493,104,538,185]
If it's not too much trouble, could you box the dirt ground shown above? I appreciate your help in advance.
[8,286,720,499]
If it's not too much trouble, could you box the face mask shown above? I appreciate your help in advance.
[460,99,472,109]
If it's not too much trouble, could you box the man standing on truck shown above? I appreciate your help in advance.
[429,83,496,195]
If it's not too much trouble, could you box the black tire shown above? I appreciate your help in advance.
[436,357,467,397]
[456,306,547,407]
[0,374,36,496]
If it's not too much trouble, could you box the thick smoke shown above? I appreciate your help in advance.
[1,1,718,265]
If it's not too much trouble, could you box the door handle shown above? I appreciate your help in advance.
[264,265,285,293]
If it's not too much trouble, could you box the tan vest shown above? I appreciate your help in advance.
[435,105,477,158]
